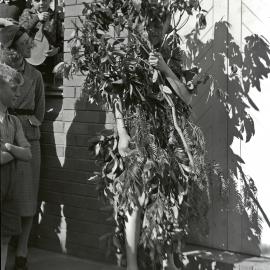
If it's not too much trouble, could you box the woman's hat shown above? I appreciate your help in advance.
[0,23,26,48]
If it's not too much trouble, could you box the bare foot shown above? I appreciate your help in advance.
[127,267,139,270]
[164,266,181,270]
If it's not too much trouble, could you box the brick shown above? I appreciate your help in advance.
[39,214,112,235]
[64,28,75,41]
[40,155,65,169]
[62,110,114,124]
[41,144,65,157]
[65,4,84,18]
[64,122,114,135]
[64,16,77,29]
[62,110,75,121]
[63,97,76,109]
[65,132,119,147]
[64,41,71,53]
[64,75,85,87]
[37,226,101,249]
[64,52,72,62]
[41,156,98,172]
[65,15,85,29]
[66,133,90,146]
[34,238,112,263]
[41,120,65,133]
[63,87,76,98]
[40,179,98,197]
[64,0,76,6]
[37,202,109,223]
[76,0,94,4]
[63,98,106,111]
[41,132,66,145]
[44,109,63,121]
[44,99,63,118]
[40,166,91,182]
[65,145,91,159]
[39,190,102,210]
[34,237,62,254]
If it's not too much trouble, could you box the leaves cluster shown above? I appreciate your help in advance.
[67,0,211,266]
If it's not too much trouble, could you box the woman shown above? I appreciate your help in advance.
[0,24,45,270]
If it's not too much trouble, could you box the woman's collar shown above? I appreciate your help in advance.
[17,59,25,73]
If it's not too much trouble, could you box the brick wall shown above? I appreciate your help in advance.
[34,0,116,263]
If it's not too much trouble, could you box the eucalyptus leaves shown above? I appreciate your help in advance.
[67,0,211,268]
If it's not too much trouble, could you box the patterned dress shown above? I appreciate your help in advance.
[1,111,30,237]
[11,61,45,216]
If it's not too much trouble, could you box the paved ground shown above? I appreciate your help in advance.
[6,245,270,270]
[6,247,123,270]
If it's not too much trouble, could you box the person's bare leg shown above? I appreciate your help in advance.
[125,207,141,270]
[1,236,10,270]
[16,216,33,257]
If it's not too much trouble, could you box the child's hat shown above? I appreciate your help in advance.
[0,63,24,87]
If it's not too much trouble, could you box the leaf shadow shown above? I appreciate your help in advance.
[182,20,270,265]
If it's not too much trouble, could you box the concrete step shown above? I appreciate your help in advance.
[6,245,270,270]
[6,247,124,270]
[182,245,270,270]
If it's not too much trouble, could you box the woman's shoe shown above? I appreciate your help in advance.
[14,256,28,270]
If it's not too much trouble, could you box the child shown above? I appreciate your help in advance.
[19,0,63,85]
[0,63,32,270]
[0,26,45,270]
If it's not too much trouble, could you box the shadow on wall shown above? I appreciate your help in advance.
[33,96,63,252]
[62,96,115,262]
[184,20,270,262]
[35,90,116,262]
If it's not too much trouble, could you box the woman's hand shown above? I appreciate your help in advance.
[148,52,169,74]
[44,46,59,57]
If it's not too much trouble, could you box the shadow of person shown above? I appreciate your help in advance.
[181,20,270,266]
[60,93,117,262]
[31,95,64,253]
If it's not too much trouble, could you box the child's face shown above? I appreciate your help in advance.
[32,0,51,12]
[0,81,20,109]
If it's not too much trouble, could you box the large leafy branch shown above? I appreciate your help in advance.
[66,0,213,267]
